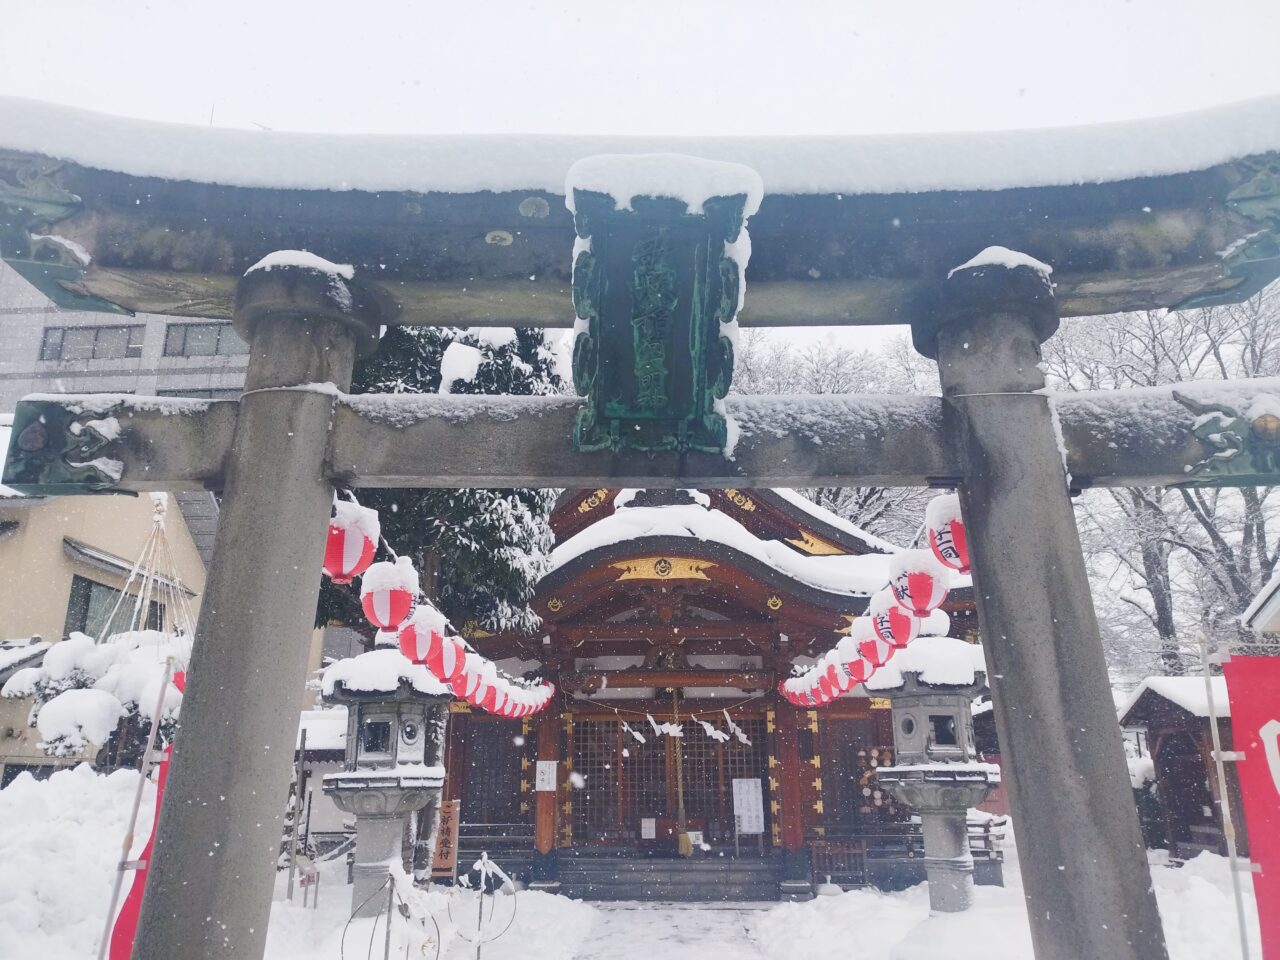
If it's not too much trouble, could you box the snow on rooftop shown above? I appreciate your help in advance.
[298,707,347,751]
[0,639,50,674]
[1119,675,1231,721]
[1,95,1278,198]
[770,488,900,554]
[1241,565,1280,630]
[320,648,450,697]
[550,499,892,597]
[565,153,764,216]
[864,636,988,691]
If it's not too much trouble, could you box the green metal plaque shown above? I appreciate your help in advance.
[2,399,126,495]
[569,191,745,453]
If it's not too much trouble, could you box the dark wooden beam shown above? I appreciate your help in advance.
[561,669,774,692]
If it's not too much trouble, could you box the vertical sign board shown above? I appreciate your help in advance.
[431,799,462,881]
[535,760,558,792]
[732,778,766,835]
[1223,657,1280,958]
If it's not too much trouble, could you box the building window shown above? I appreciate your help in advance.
[157,387,242,400]
[163,323,249,357]
[40,325,145,361]
[64,574,163,639]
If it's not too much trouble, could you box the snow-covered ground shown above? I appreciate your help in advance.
[0,765,1261,959]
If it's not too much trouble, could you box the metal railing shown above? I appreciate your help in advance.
[810,817,1008,885]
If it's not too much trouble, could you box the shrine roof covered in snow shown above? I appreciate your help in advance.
[2,95,1279,328]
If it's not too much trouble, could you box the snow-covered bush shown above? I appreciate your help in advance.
[1,630,189,763]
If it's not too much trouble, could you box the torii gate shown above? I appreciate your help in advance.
[2,120,1279,960]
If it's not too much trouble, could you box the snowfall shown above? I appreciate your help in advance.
[0,764,1260,960]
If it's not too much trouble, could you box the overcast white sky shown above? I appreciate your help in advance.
[3,0,1277,349]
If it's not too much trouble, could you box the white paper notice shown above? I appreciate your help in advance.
[732,777,765,835]
[535,760,557,792]
[641,817,657,840]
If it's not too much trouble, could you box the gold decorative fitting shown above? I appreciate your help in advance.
[578,488,610,513]
[869,697,892,710]
[546,597,564,612]
[786,530,844,556]
[768,777,779,792]
[612,557,715,582]
[812,777,823,791]
[814,826,826,837]
[767,755,778,769]
[724,489,756,511]
[561,802,573,815]
[810,756,822,769]
[520,757,531,770]
[813,800,825,814]
[461,620,494,640]
[807,712,819,732]
[770,800,780,815]
[520,780,530,793]
[520,801,530,813]
[448,701,471,713]
[766,595,783,611]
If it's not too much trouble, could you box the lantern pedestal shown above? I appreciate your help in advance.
[324,768,444,917]
[877,763,999,913]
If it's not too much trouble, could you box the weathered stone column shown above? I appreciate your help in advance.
[134,260,384,959]
[916,262,1168,960]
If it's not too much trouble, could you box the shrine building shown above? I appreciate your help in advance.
[443,486,1001,899]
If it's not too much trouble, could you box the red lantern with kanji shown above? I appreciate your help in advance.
[889,549,950,618]
[926,493,970,575]
[323,499,379,584]
[859,634,896,668]
[360,557,419,631]
[869,589,920,649]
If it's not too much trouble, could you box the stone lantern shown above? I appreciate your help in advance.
[321,649,451,916]
[869,636,1000,913]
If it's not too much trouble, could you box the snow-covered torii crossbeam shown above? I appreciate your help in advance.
[6,378,1280,492]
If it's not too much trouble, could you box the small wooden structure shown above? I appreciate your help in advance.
[1118,677,1249,859]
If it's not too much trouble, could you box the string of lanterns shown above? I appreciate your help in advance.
[322,495,556,719]
[778,492,969,708]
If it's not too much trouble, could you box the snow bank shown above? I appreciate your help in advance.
[320,648,450,697]
[2,94,1277,197]
[0,767,594,960]
[0,638,50,674]
[566,153,764,216]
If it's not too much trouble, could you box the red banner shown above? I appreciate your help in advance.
[1223,656,1280,958]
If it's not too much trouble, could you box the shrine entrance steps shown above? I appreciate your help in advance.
[557,849,781,902]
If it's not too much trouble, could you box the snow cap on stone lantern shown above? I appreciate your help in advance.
[324,499,380,584]
[360,556,419,631]
[869,588,920,650]
[926,493,970,574]
[888,549,951,618]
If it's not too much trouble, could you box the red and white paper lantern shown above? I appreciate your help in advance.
[869,588,920,649]
[926,493,970,574]
[323,500,380,584]
[858,633,896,669]
[888,549,951,618]
[360,556,419,631]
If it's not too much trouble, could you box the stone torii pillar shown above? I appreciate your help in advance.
[915,259,1169,960]
[133,260,386,959]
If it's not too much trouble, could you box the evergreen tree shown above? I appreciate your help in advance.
[318,326,563,636]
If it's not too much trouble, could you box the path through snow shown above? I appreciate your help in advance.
[573,902,771,960]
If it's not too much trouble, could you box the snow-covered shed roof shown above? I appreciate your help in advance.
[297,707,347,754]
[0,638,51,684]
[1241,567,1280,633]
[1118,676,1231,725]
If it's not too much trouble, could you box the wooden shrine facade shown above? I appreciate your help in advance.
[443,488,995,892]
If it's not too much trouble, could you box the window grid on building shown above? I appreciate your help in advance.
[40,325,145,361]
[163,322,249,357]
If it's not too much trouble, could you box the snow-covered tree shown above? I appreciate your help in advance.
[732,329,933,545]
[317,326,563,635]
[1041,290,1280,675]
